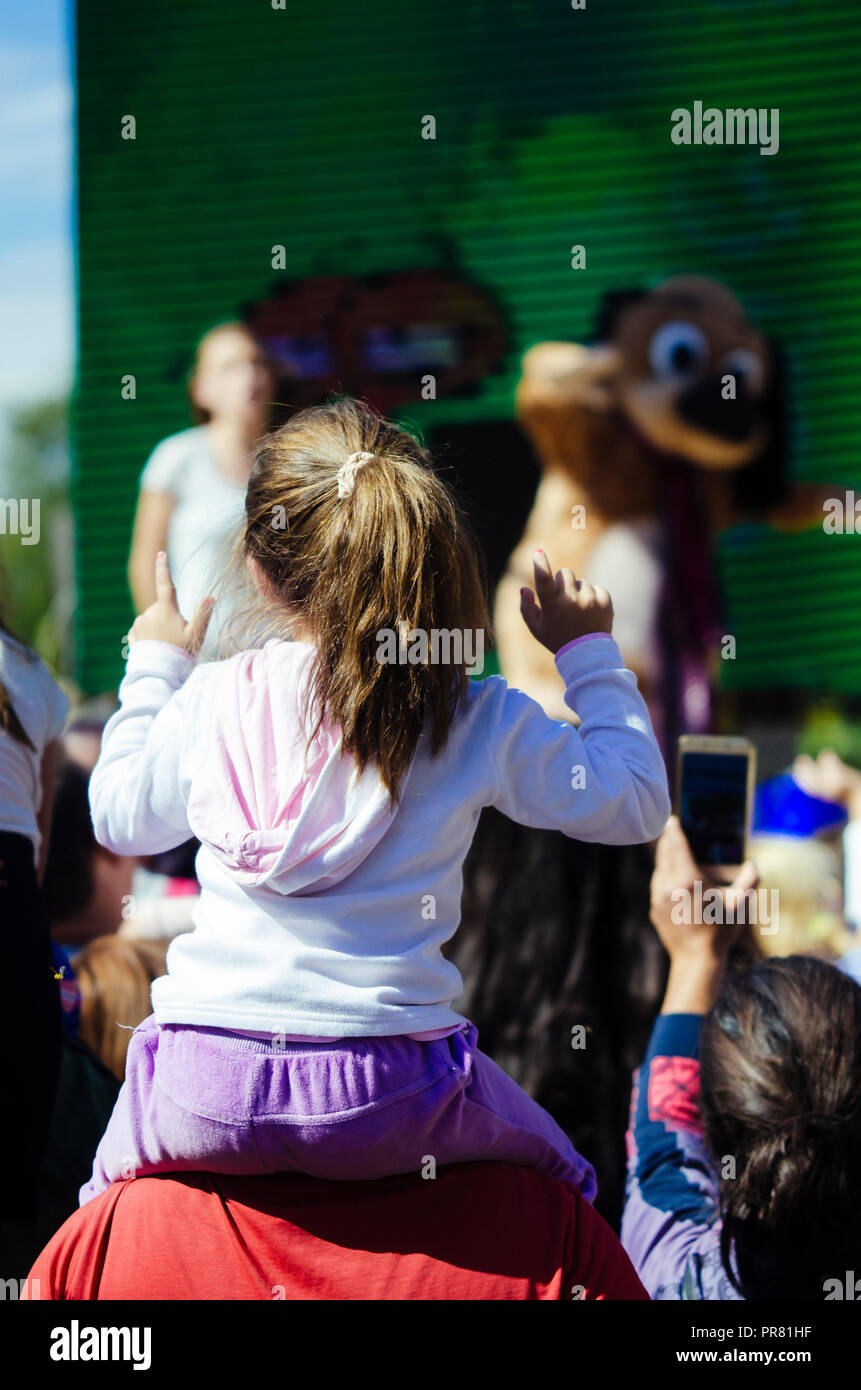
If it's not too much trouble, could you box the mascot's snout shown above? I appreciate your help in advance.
[676,374,759,442]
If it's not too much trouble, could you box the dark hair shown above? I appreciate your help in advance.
[447,811,663,1227]
[700,956,861,1300]
[236,397,492,809]
[42,760,97,922]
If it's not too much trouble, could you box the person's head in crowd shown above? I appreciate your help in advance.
[75,935,169,1080]
[699,954,861,1300]
[649,815,861,1301]
[188,321,275,430]
[748,833,851,962]
[43,759,136,950]
[747,748,861,962]
[215,396,491,808]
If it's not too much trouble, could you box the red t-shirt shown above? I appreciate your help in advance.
[27,1162,647,1301]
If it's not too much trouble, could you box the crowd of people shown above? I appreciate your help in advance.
[3,323,861,1301]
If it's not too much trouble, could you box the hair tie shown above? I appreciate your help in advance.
[336,451,376,499]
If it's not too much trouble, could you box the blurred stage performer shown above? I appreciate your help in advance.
[128,321,276,631]
[127,321,277,879]
[495,276,831,756]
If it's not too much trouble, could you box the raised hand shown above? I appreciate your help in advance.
[519,548,613,654]
[649,815,759,1015]
[649,815,758,962]
[792,749,861,818]
[127,552,214,656]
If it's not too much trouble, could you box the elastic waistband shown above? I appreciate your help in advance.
[157,1022,471,1056]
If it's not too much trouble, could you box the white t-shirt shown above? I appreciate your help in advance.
[138,426,249,649]
[0,632,69,855]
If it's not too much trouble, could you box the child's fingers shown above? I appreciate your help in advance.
[533,550,569,611]
[519,585,541,632]
[531,550,557,608]
[154,551,178,610]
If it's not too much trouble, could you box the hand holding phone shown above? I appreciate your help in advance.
[675,735,756,883]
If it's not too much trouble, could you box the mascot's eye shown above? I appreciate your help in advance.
[719,348,765,396]
[647,321,709,381]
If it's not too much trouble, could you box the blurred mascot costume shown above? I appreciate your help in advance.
[494,276,829,755]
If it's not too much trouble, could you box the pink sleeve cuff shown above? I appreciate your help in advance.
[554,632,614,660]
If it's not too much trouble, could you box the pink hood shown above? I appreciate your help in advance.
[186,640,412,894]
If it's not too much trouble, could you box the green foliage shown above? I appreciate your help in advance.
[798,703,861,772]
[1,398,73,679]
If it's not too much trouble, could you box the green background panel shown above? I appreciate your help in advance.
[75,0,861,694]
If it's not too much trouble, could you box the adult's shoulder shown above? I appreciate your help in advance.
[25,1180,128,1300]
[424,1162,648,1300]
[26,1163,647,1300]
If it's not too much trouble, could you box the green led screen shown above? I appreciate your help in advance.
[75,0,861,695]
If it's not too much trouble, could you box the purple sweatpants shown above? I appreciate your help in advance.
[79,1016,597,1206]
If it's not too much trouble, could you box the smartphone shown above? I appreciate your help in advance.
[675,735,756,881]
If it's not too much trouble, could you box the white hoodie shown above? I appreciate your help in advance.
[89,633,670,1036]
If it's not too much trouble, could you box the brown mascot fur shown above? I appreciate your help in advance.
[494,276,831,748]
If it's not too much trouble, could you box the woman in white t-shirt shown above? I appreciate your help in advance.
[127,322,277,636]
[0,612,69,1218]
[126,323,276,877]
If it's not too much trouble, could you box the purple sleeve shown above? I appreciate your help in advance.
[554,633,615,660]
[620,1014,743,1300]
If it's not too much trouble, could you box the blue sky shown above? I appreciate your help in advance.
[0,0,73,438]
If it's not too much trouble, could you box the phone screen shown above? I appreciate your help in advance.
[679,751,749,866]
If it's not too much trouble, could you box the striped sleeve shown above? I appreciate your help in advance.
[620,1014,742,1300]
